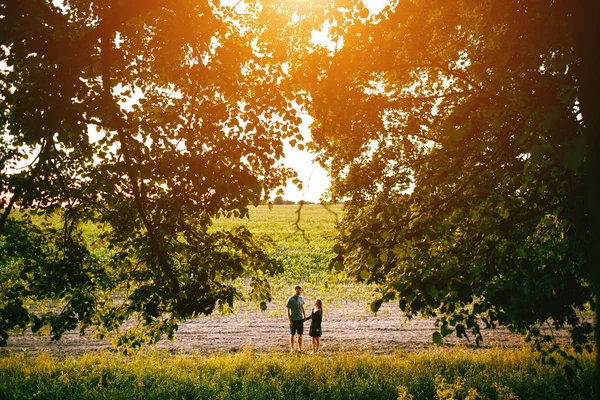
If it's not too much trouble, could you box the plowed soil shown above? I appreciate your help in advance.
[4,301,568,355]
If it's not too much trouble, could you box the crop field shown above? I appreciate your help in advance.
[3,204,552,354]
[1,205,594,399]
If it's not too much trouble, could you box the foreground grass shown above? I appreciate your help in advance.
[0,348,594,399]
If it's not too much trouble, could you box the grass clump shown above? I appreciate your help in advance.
[0,347,594,399]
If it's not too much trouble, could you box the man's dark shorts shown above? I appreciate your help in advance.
[290,319,304,335]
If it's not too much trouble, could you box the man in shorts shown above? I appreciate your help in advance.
[286,285,306,352]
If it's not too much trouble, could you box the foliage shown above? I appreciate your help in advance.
[0,0,343,349]
[0,348,595,399]
[2,202,370,344]
[272,196,295,205]
[305,0,597,360]
[194,203,383,317]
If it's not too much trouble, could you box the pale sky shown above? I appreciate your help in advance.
[279,0,390,202]
[278,114,328,203]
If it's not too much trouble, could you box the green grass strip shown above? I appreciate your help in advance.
[0,347,594,399]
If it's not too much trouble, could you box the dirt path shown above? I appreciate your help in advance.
[3,301,562,356]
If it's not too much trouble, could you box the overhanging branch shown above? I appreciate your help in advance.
[99,34,181,301]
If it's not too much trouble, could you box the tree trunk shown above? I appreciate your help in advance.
[575,1,600,398]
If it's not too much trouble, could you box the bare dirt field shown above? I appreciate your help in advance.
[3,301,569,356]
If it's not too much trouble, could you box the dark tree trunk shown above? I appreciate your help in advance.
[574,1,600,398]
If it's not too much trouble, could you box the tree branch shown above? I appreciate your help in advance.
[0,195,17,233]
[76,0,174,51]
[405,131,443,144]
[410,105,538,221]
[100,34,181,301]
[0,140,51,233]
[427,57,509,104]
[390,91,475,104]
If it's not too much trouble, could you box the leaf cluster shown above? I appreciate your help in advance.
[307,0,594,356]
[0,0,330,349]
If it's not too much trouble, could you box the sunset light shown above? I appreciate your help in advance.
[1,1,598,397]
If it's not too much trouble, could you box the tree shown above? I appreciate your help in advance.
[305,0,598,378]
[0,0,332,349]
[273,195,295,205]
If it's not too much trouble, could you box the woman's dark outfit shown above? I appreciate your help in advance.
[305,308,322,338]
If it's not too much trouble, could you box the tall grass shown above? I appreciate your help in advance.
[0,348,594,399]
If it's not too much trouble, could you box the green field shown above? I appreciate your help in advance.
[210,204,377,313]
[5,204,374,319]
[187,203,375,317]
[213,203,342,282]
[14,204,371,310]
[1,205,596,399]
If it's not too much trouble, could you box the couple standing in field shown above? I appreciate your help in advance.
[286,286,323,353]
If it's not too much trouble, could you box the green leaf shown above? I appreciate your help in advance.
[449,128,466,142]
[366,257,379,268]
[370,299,383,313]
[379,250,389,263]
[563,149,584,170]
[333,261,345,271]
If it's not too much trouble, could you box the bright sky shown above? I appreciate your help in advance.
[279,114,326,203]
[279,0,389,202]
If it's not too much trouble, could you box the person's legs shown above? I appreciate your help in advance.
[291,320,304,352]
[289,334,295,352]
[315,337,320,352]
[311,337,317,353]
[289,324,297,352]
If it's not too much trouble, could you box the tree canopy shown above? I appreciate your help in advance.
[1,0,598,383]
[305,0,599,370]
[0,0,342,349]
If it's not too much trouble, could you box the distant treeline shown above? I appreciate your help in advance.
[267,196,317,205]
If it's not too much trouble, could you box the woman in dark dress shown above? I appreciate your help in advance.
[305,298,323,353]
